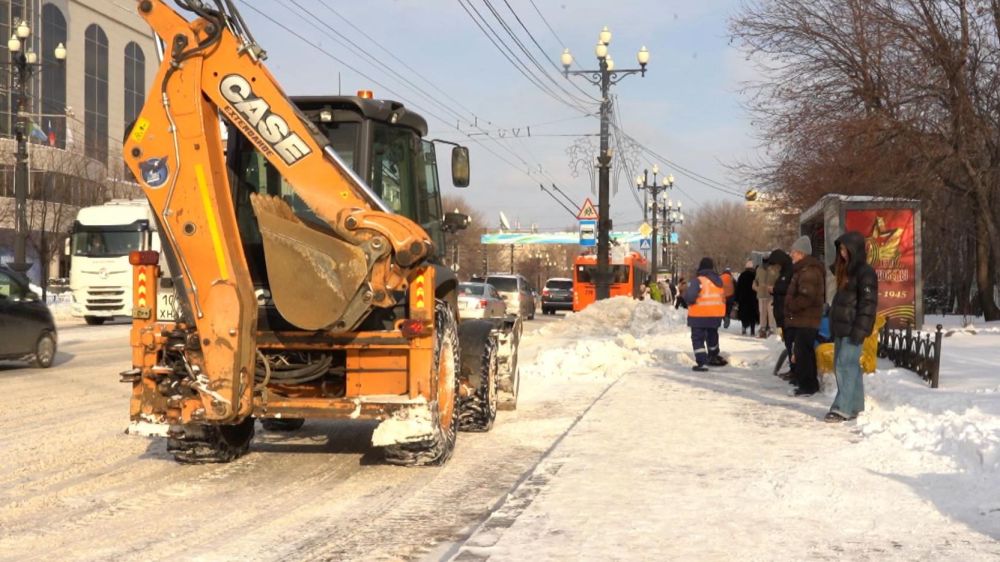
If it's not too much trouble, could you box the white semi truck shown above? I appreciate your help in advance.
[69,200,174,324]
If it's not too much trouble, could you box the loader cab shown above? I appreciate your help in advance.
[228,94,450,261]
[226,94,461,329]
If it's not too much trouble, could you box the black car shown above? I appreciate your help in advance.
[0,266,57,368]
[541,277,574,314]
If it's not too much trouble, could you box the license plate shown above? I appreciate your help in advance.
[458,301,469,310]
[156,290,178,321]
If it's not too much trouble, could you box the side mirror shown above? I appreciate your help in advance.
[443,211,471,233]
[64,237,71,257]
[451,146,470,188]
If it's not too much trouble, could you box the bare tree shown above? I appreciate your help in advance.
[679,200,774,276]
[731,0,1000,318]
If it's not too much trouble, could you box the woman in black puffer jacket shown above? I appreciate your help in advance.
[768,249,794,372]
[826,231,878,422]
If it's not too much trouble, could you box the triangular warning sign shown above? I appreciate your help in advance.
[577,198,598,220]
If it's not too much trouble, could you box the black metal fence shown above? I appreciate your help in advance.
[877,323,944,388]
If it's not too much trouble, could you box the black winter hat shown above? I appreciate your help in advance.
[698,257,715,271]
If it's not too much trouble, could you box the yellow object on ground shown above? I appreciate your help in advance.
[816,315,886,374]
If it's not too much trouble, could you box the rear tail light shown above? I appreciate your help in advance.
[542,289,550,296]
[400,319,431,338]
[479,299,488,309]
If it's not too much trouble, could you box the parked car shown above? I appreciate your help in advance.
[457,282,507,320]
[485,273,536,320]
[0,265,57,368]
[541,277,574,314]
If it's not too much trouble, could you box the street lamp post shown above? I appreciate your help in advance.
[5,20,67,275]
[637,166,673,281]
[563,29,649,300]
[661,199,684,279]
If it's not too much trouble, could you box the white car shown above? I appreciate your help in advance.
[457,282,507,320]
[485,274,536,320]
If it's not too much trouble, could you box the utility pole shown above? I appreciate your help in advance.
[5,20,67,276]
[636,167,673,281]
[563,28,649,300]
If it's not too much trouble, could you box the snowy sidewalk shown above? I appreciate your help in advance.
[448,299,1000,561]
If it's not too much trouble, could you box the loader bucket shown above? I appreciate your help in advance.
[250,193,368,330]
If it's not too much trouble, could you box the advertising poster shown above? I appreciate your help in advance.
[844,209,917,328]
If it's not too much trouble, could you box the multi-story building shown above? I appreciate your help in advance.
[0,0,156,282]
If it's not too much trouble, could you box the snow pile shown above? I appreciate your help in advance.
[859,369,1000,472]
[523,298,687,379]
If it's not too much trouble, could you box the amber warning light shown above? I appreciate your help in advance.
[357,90,374,99]
[129,250,159,266]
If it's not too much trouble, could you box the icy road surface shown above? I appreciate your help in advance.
[0,315,610,561]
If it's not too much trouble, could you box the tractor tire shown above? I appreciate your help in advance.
[167,416,255,464]
[260,418,305,432]
[384,302,459,466]
[457,323,499,432]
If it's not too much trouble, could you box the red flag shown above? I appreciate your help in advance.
[47,120,56,146]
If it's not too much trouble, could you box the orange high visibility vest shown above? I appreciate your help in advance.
[689,276,726,318]
[721,271,735,298]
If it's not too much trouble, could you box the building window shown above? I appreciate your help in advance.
[123,42,145,130]
[84,24,109,164]
[41,4,67,148]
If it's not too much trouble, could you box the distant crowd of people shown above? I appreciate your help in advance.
[642,231,878,423]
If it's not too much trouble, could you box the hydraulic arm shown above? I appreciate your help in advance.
[123,0,432,422]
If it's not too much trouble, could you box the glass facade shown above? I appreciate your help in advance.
[84,24,109,164]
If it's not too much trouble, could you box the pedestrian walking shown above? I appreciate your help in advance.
[720,268,736,328]
[736,260,759,336]
[684,258,728,372]
[826,231,878,422]
[657,279,671,304]
[768,249,794,377]
[753,255,778,337]
[784,236,826,396]
[648,279,662,302]
[674,277,689,309]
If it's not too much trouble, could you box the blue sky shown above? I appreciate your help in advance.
[239,0,758,231]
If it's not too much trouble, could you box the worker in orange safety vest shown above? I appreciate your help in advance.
[683,257,729,372]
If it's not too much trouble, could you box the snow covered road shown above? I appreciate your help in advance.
[0,315,612,561]
[3,300,1000,561]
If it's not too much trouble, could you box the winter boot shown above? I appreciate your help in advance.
[707,355,728,367]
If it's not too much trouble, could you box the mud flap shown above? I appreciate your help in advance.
[250,194,369,330]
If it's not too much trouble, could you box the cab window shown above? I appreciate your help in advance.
[371,123,416,217]
[417,140,445,251]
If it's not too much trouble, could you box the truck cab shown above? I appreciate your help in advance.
[69,200,163,325]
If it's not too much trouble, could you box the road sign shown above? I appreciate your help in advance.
[577,198,598,220]
[639,238,651,250]
[638,222,653,237]
[579,219,596,246]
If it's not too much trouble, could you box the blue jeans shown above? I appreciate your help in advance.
[831,337,864,417]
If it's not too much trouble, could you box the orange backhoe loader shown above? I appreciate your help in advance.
[120,0,519,464]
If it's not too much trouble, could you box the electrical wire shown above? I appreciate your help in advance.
[456,0,593,114]
[484,0,598,105]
